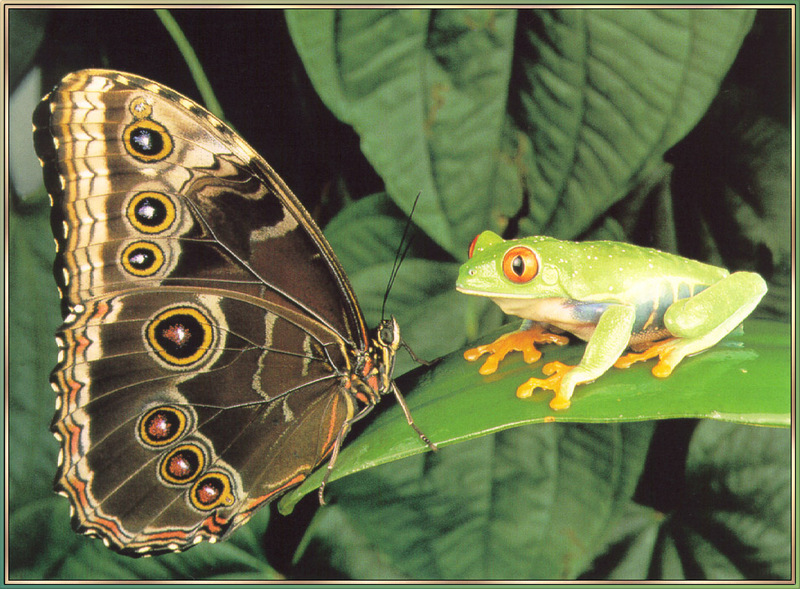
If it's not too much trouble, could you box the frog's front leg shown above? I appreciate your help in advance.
[464,321,569,375]
[615,271,767,377]
[517,304,636,410]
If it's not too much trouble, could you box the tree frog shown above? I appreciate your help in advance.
[456,231,767,411]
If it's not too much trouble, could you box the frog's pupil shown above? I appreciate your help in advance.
[511,256,525,276]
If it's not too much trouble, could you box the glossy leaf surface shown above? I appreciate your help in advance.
[280,318,789,512]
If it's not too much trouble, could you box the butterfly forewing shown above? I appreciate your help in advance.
[37,69,366,346]
[35,69,378,556]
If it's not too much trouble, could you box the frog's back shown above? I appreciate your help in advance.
[533,238,729,301]
[531,237,730,343]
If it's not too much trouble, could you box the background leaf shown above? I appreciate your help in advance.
[292,422,656,579]
[287,9,756,255]
[582,421,791,579]
[8,192,61,514]
[323,193,480,373]
[10,500,281,580]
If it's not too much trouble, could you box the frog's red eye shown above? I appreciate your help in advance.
[468,235,480,259]
[502,246,539,283]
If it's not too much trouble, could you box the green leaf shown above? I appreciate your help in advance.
[280,317,788,513]
[9,197,62,514]
[9,497,281,580]
[584,421,791,579]
[667,93,792,322]
[679,421,791,578]
[292,422,655,579]
[8,9,49,91]
[287,9,755,255]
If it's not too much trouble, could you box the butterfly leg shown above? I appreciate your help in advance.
[390,382,438,451]
[317,383,437,505]
[318,402,376,505]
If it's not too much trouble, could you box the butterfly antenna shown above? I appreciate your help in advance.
[383,228,416,314]
[382,193,422,321]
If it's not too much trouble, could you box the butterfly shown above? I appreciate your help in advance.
[33,69,435,557]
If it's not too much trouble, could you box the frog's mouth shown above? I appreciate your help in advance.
[453,285,502,298]
[455,285,534,298]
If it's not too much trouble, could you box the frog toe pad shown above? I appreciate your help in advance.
[464,327,568,375]
[516,361,575,410]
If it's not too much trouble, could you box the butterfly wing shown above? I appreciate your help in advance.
[35,69,367,346]
[34,69,371,555]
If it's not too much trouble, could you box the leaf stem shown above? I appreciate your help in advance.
[154,9,225,120]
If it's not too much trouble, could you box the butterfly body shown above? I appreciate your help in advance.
[34,69,429,556]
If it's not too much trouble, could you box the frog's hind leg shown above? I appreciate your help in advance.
[616,272,767,378]
[614,337,681,377]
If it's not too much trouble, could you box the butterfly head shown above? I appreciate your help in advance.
[365,316,400,396]
[376,316,401,353]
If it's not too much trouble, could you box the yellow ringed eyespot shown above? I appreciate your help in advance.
[190,472,235,511]
[138,406,188,447]
[160,444,205,485]
[123,119,173,162]
[121,241,164,277]
[145,306,214,367]
[129,96,153,119]
[127,192,176,234]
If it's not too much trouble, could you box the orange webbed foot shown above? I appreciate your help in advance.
[516,361,575,410]
[613,337,680,378]
[464,326,568,375]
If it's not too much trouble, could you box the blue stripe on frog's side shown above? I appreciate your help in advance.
[633,281,709,334]
[568,280,710,338]
[568,301,611,325]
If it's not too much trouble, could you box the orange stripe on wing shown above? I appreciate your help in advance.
[64,416,82,458]
[200,512,231,535]
[63,375,82,412]
[145,528,193,542]
[326,394,342,451]
[92,301,110,320]
[74,332,90,356]
[239,473,307,517]
[64,471,129,542]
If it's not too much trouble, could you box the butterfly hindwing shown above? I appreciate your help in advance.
[52,291,353,554]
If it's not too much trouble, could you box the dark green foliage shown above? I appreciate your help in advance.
[8,7,791,581]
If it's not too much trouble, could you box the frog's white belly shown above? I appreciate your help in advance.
[490,296,599,341]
